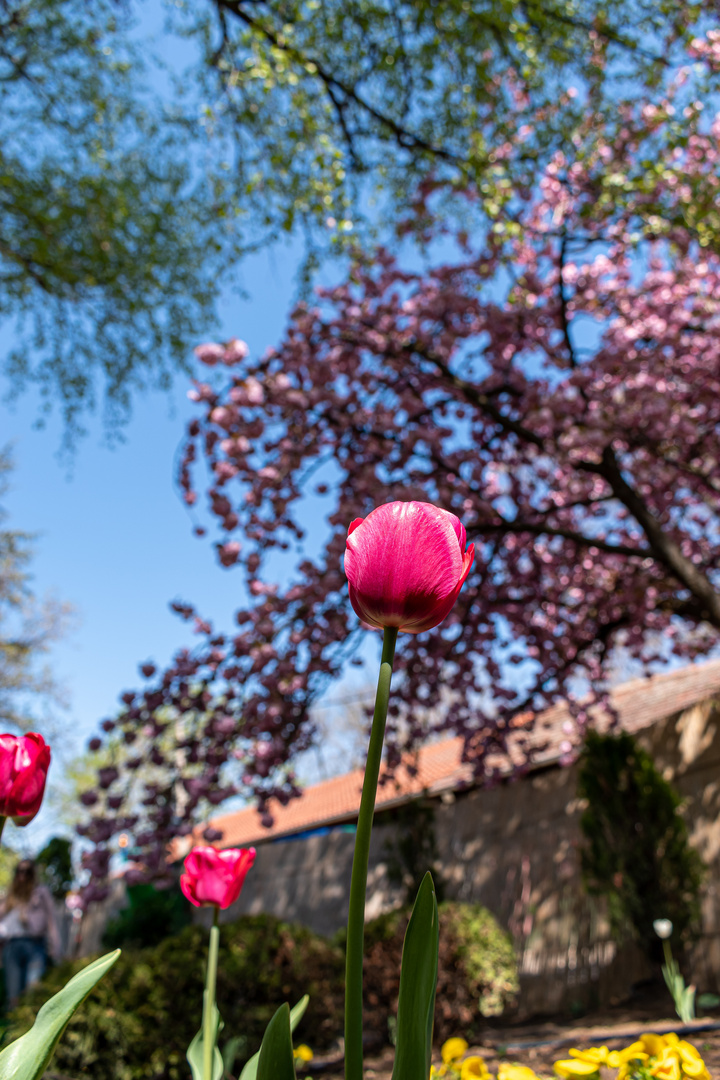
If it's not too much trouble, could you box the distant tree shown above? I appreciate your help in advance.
[182,0,710,256]
[0,0,235,437]
[578,730,703,960]
[102,883,191,951]
[3,1,716,433]
[35,836,73,899]
[0,845,19,894]
[0,450,69,730]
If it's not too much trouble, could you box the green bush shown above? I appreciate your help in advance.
[3,914,345,1080]
[3,901,517,1075]
[102,884,192,950]
[342,900,518,1046]
[578,730,704,960]
[443,903,519,1019]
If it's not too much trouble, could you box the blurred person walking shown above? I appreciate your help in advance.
[0,859,61,1008]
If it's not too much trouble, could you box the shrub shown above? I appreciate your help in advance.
[3,901,517,1074]
[3,913,345,1080]
[578,730,704,960]
[344,900,518,1046]
[102,884,192,950]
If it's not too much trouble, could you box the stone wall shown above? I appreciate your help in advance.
[215,696,720,1016]
[643,698,720,995]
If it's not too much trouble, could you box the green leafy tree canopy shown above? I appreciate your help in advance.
[2,0,716,432]
[177,0,709,254]
[0,0,237,437]
[35,836,74,899]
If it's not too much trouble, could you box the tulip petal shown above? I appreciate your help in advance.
[345,502,473,634]
[0,734,50,820]
[180,873,202,907]
[181,845,256,909]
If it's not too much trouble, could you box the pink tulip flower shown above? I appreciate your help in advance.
[180,845,256,909]
[344,501,475,634]
[0,733,51,825]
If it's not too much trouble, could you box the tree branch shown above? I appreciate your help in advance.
[417,348,546,449]
[0,236,53,292]
[558,234,578,369]
[592,446,720,628]
[480,517,651,558]
[214,0,463,165]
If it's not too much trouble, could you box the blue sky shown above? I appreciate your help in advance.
[0,239,322,845]
[1,237,381,855]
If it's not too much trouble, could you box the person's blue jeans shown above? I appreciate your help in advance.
[4,936,47,1007]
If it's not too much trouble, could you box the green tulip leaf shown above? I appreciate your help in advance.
[0,949,120,1080]
[222,1035,245,1077]
[391,871,439,1080]
[255,1003,297,1080]
[240,997,308,1080]
[187,1001,224,1080]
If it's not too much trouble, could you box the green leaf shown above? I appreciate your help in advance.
[391,871,439,1080]
[222,1035,245,1077]
[255,1003,297,1080]
[0,949,120,1080]
[239,996,308,1080]
[680,985,696,1024]
[187,1002,224,1080]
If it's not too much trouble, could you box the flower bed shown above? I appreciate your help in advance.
[296,1028,720,1080]
[433,1033,711,1079]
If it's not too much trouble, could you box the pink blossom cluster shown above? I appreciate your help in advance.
[688,31,720,70]
[79,56,720,898]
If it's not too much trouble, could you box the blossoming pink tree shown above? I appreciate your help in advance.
[79,40,720,896]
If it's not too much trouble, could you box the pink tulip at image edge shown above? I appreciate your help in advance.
[0,732,51,824]
[180,845,257,909]
[344,501,475,634]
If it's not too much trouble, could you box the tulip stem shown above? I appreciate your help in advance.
[663,938,673,971]
[345,625,398,1080]
[0,817,5,845]
[203,907,220,1080]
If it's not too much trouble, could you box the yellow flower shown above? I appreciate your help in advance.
[607,1042,648,1069]
[498,1065,541,1080]
[461,1057,490,1080]
[677,1041,709,1080]
[568,1047,609,1066]
[553,1058,601,1077]
[680,1062,710,1080]
[293,1044,313,1063]
[641,1034,670,1058]
[442,1039,470,1065]
[650,1047,681,1080]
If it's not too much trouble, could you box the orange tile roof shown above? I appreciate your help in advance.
[191,659,720,850]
